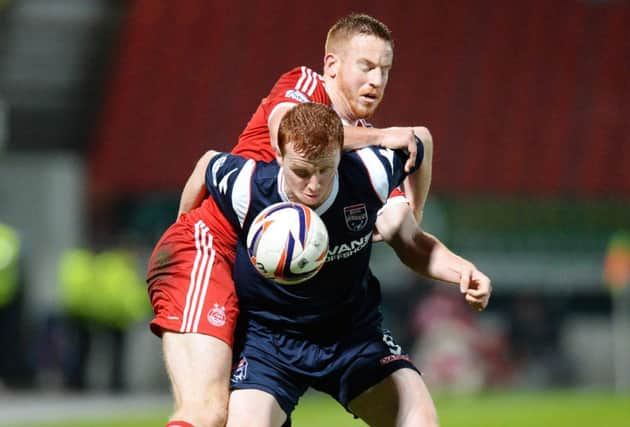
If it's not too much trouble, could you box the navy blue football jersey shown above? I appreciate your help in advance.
[205,142,423,340]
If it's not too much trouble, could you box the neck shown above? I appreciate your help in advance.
[323,76,354,123]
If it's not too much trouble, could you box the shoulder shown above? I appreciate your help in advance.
[207,153,256,186]
[207,158,280,228]
[340,147,396,201]
[345,146,396,173]
[279,66,323,86]
[272,66,326,102]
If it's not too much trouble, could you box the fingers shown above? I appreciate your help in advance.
[405,137,417,172]
[462,270,492,310]
[371,223,384,243]
[466,286,489,298]
[465,293,488,311]
[459,269,471,294]
[469,273,492,296]
[371,232,384,243]
[380,128,419,172]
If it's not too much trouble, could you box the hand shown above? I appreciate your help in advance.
[380,127,418,173]
[458,267,492,311]
[371,227,384,243]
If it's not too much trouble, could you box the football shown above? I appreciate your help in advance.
[246,201,329,285]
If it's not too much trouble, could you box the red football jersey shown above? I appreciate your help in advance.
[232,66,330,161]
[232,65,400,201]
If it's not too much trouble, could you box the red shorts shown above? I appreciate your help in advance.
[147,213,239,347]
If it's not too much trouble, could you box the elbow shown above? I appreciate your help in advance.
[413,127,433,158]
[375,202,409,242]
[413,126,432,146]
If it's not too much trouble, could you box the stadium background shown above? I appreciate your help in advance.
[0,0,629,425]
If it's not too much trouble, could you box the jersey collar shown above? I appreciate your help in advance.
[277,167,339,216]
[340,117,368,127]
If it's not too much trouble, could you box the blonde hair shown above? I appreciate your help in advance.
[325,13,394,54]
[277,103,344,159]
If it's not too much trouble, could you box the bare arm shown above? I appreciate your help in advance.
[379,204,492,311]
[271,104,429,221]
[401,127,432,223]
[268,103,297,154]
[270,104,423,171]
[177,150,219,217]
[268,104,400,155]
[346,125,431,222]
[343,126,420,173]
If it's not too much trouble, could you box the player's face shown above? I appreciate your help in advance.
[278,142,340,209]
[334,35,393,120]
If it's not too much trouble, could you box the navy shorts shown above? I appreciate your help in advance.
[230,321,419,418]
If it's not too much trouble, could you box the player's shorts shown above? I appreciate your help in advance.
[230,320,419,419]
[147,217,239,347]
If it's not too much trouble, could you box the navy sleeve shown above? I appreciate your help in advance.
[387,134,424,188]
[204,153,251,231]
[395,134,424,174]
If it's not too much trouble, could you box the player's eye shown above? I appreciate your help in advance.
[293,169,311,179]
[358,62,372,72]
[318,167,332,175]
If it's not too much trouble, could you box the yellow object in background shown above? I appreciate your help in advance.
[0,222,20,307]
[58,248,150,328]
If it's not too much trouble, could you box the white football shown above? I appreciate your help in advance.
[246,202,329,285]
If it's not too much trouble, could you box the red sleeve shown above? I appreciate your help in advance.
[261,66,330,119]
[233,66,330,162]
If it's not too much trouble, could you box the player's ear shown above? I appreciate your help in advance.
[275,150,284,166]
[324,52,339,78]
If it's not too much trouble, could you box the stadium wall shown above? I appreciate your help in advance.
[88,0,630,198]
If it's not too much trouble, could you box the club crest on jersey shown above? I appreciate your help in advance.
[231,357,248,384]
[344,204,368,231]
[207,303,226,327]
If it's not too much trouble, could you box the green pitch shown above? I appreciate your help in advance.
[11,390,630,427]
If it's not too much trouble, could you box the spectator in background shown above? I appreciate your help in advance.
[0,221,33,387]
[57,242,149,391]
[410,286,511,392]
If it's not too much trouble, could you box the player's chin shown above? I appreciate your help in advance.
[353,103,378,119]
[300,194,321,208]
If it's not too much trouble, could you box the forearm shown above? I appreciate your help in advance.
[385,208,492,309]
[389,221,473,286]
[401,127,432,222]
[400,172,426,224]
[178,180,207,218]
[420,232,475,284]
[342,125,383,150]
[177,150,217,217]
[268,103,296,154]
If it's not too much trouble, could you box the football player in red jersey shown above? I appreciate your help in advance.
[149,13,490,427]
[233,14,430,225]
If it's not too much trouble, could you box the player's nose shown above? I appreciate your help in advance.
[308,175,321,190]
[369,68,383,88]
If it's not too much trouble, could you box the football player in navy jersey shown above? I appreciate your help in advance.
[180,103,491,427]
[150,15,439,427]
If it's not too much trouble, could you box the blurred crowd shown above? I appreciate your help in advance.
[0,222,150,392]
